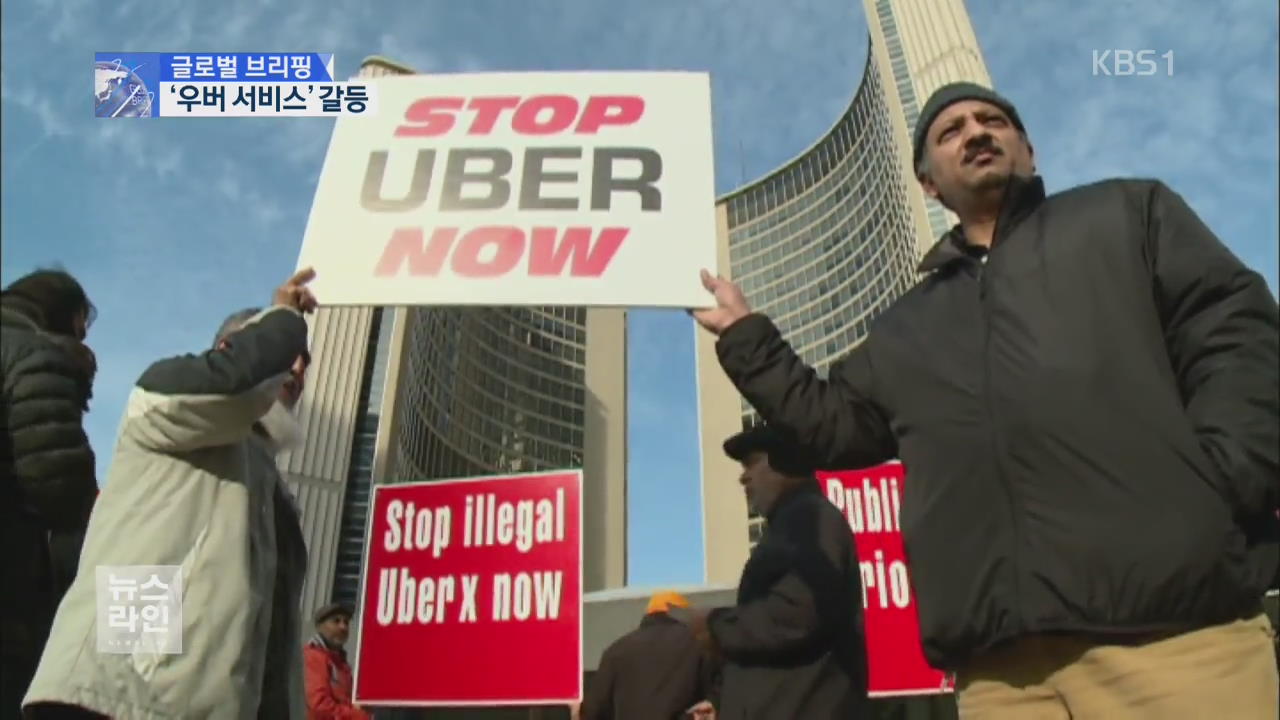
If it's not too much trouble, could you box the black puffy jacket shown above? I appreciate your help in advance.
[715,175,1279,669]
[1,299,97,660]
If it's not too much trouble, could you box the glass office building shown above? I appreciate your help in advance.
[696,0,998,580]
[724,52,922,544]
[393,305,588,481]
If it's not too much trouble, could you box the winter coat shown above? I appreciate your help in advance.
[22,305,311,719]
[0,300,97,662]
[580,612,715,720]
[303,634,370,720]
[707,482,870,719]
[714,175,1279,669]
[40,335,97,614]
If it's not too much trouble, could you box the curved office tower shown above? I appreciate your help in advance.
[394,304,589,479]
[279,57,628,632]
[697,0,995,582]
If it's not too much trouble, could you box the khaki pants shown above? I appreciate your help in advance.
[955,613,1279,719]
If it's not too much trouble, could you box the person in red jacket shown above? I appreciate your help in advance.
[304,603,370,720]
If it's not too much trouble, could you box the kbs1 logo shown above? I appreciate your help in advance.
[1092,50,1174,77]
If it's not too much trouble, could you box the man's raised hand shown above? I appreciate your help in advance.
[690,269,751,336]
[273,267,318,314]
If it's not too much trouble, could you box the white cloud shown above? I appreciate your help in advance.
[0,73,72,139]
[271,118,335,173]
[375,32,440,74]
[45,0,84,43]
[204,159,286,228]
[967,0,1277,292]
[87,121,189,180]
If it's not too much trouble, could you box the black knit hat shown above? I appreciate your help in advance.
[912,82,1026,170]
[723,425,816,477]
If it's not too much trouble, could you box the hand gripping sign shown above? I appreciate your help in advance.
[817,462,956,698]
[298,72,718,309]
[352,471,583,707]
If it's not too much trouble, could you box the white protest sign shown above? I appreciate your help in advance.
[297,71,718,308]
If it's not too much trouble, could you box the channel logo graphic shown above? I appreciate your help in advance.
[93,52,373,118]
[95,53,156,117]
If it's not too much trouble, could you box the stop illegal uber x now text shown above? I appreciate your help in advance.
[374,487,569,627]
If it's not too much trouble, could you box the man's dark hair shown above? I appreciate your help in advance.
[1,267,95,336]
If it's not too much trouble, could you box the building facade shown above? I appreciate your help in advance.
[697,0,996,580]
[280,58,629,649]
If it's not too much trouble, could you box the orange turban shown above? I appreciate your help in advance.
[646,590,691,615]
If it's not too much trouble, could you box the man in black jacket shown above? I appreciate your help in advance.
[676,425,868,719]
[692,82,1279,718]
[0,269,98,720]
[579,591,716,720]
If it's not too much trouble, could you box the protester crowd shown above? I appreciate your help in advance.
[3,82,1278,719]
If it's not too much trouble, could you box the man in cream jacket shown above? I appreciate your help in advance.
[23,269,318,720]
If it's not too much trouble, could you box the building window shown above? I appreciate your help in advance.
[331,308,393,607]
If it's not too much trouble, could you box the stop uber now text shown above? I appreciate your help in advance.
[824,474,912,612]
[366,94,659,280]
[375,488,568,627]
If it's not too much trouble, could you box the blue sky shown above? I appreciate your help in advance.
[2,0,1276,591]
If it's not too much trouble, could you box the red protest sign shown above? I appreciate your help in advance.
[817,463,955,698]
[352,471,583,707]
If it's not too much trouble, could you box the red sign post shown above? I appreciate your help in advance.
[817,462,955,698]
[352,471,583,707]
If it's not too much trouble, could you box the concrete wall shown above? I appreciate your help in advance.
[695,203,752,586]
[582,308,628,592]
[278,306,376,616]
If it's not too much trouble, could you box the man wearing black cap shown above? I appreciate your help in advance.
[693,80,1278,718]
[304,603,370,720]
[673,425,868,719]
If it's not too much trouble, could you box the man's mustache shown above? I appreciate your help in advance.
[963,136,1003,163]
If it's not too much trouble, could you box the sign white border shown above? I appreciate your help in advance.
[298,71,719,309]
